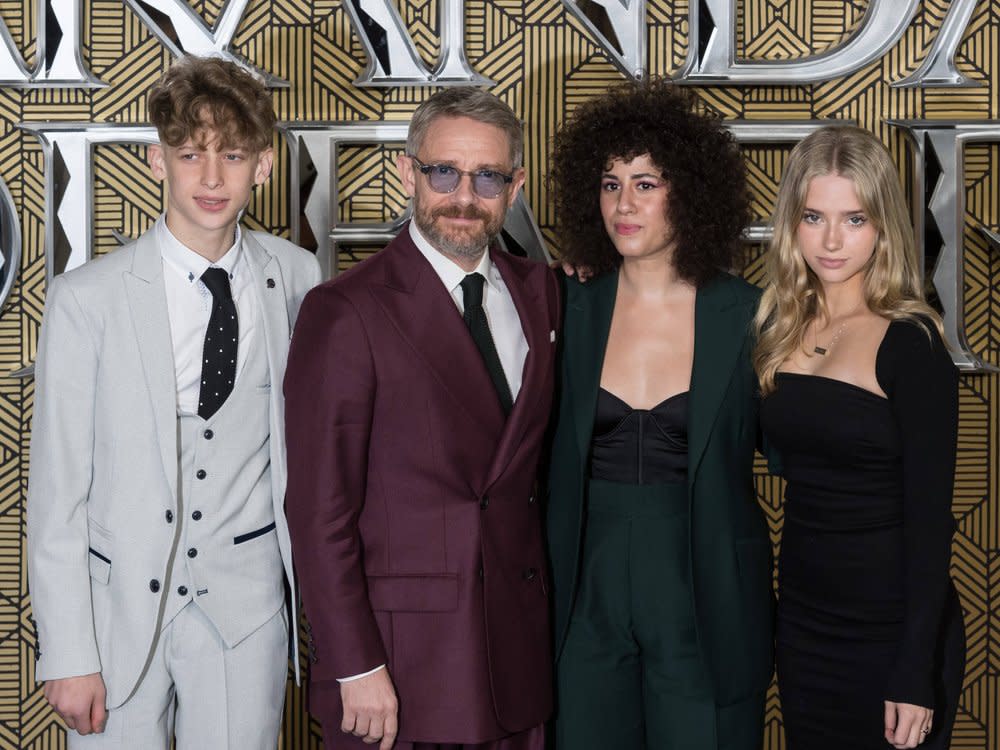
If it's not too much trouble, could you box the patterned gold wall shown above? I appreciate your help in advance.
[3,1,997,748]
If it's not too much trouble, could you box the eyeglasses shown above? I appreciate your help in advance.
[408,156,514,199]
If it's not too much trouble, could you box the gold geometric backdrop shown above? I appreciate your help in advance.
[1,2,997,749]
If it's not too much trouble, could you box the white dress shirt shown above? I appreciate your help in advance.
[157,216,258,415]
[338,224,530,683]
[409,221,529,400]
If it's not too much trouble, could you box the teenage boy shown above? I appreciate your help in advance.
[26,55,320,749]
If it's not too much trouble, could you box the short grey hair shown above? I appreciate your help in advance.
[406,88,523,169]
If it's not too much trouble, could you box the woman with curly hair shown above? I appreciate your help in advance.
[754,125,964,749]
[546,79,772,750]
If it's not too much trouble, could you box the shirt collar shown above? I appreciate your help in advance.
[157,215,244,285]
[408,221,499,295]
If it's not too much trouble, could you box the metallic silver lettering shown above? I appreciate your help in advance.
[120,0,278,84]
[679,0,922,85]
[981,227,1000,253]
[0,0,982,89]
[19,123,158,281]
[892,0,981,88]
[0,0,101,86]
[0,175,20,312]
[890,120,999,372]
[345,0,489,86]
[561,0,646,80]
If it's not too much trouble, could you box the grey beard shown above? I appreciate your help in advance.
[414,204,503,261]
[420,223,491,261]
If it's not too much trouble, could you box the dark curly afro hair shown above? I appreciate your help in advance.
[548,78,750,286]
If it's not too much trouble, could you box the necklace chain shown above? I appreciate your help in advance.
[813,320,848,356]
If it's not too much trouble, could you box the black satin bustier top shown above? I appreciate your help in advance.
[589,388,690,484]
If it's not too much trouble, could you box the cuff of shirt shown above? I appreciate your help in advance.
[337,664,386,683]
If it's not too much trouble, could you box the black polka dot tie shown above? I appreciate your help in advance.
[198,267,238,419]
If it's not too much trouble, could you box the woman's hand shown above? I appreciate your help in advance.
[884,701,933,748]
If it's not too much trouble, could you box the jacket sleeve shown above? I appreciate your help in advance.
[283,284,388,683]
[26,275,104,681]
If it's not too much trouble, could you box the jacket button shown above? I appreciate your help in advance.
[192,510,203,521]
[149,579,160,593]
[203,429,214,440]
[177,586,188,596]
[523,567,537,581]
[478,566,484,580]
[165,509,173,523]
[528,495,535,504]
[187,548,198,558]
[196,469,207,480]
[480,495,489,509]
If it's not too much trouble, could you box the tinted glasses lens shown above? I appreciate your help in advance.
[472,172,507,198]
[426,165,461,193]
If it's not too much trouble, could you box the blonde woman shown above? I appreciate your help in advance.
[755,125,965,750]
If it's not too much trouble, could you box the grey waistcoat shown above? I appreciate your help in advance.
[162,309,284,647]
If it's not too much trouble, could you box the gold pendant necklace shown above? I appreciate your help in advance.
[814,320,848,356]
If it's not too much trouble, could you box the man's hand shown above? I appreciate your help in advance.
[550,259,594,282]
[884,700,934,748]
[341,668,398,749]
[44,673,107,735]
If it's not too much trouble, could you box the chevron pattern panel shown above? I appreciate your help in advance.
[2,1,998,748]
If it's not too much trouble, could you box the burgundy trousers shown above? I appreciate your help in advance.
[324,724,545,750]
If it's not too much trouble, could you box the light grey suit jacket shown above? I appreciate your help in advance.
[26,226,321,709]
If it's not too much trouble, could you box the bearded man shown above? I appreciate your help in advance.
[283,87,559,750]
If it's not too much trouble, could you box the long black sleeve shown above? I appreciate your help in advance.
[877,319,959,707]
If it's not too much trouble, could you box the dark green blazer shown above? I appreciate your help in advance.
[546,269,773,706]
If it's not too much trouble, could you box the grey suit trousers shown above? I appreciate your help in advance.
[69,604,288,750]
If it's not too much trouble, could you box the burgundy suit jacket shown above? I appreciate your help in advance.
[284,226,558,745]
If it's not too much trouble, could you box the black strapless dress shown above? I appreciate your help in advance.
[759,320,965,750]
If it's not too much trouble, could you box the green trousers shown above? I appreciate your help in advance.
[555,479,763,750]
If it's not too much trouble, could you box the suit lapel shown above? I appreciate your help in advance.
[242,234,290,475]
[482,249,545,490]
[370,233,507,442]
[565,271,618,464]
[122,231,179,500]
[243,233,289,392]
[687,275,749,482]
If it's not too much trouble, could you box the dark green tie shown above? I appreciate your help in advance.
[460,273,513,416]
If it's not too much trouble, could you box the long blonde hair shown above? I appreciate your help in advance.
[753,125,941,395]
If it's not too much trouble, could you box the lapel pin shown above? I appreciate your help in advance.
[266,278,275,288]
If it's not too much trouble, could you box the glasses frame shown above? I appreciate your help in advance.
[408,155,515,199]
